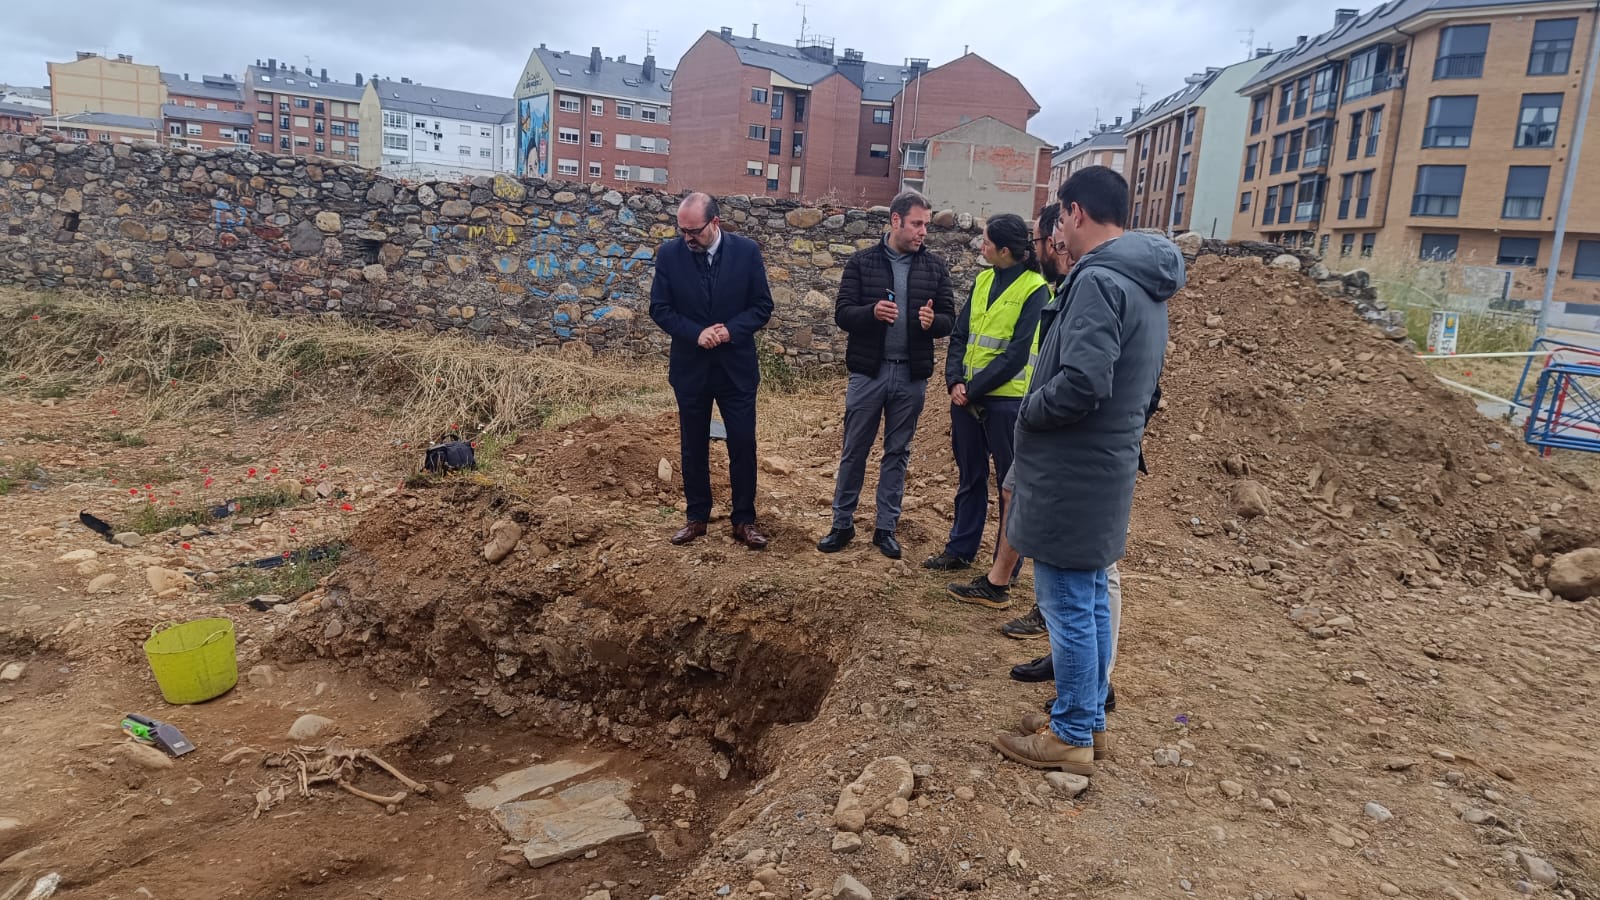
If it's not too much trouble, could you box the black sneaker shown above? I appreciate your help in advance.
[816,526,855,553]
[947,575,1012,610]
[1009,654,1053,683]
[1000,605,1048,640]
[922,552,973,570]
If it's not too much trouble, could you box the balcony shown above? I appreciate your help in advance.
[1303,145,1331,169]
[1434,54,1484,79]
[1422,125,1471,148]
[1344,70,1407,101]
[1295,201,1323,222]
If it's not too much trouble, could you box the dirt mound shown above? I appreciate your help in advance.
[519,413,716,505]
[1138,254,1598,589]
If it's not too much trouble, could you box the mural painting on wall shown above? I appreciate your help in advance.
[518,94,550,178]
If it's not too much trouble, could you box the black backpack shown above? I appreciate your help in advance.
[423,439,477,474]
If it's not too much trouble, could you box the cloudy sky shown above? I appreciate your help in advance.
[3,0,1346,144]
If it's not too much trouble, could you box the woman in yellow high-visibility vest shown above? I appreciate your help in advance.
[923,213,1051,578]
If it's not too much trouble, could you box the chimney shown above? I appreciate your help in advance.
[183,73,190,81]
[590,46,602,73]
[643,55,657,82]
[752,23,759,39]
[908,57,929,78]
[617,54,626,64]
[837,49,866,85]
[539,42,546,49]
[305,65,313,75]
[267,57,277,72]
[320,67,328,81]
[1296,35,1308,47]
[1114,115,1123,126]
[1255,46,1276,58]
[280,62,287,71]
[719,26,733,39]
[1335,7,1359,26]
[355,72,363,86]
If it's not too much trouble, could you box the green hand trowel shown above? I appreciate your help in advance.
[120,713,196,757]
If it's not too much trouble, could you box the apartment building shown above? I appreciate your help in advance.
[511,45,672,187]
[39,111,160,144]
[0,85,51,110]
[47,52,164,118]
[1126,53,1271,238]
[1049,118,1130,198]
[243,59,364,162]
[360,78,515,178]
[161,73,250,151]
[669,27,1043,207]
[0,103,41,135]
[1233,0,1599,310]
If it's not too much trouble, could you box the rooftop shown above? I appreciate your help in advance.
[161,73,243,104]
[244,64,366,102]
[713,32,922,102]
[48,111,160,131]
[372,79,516,125]
[161,104,253,126]
[0,101,41,118]
[527,46,673,103]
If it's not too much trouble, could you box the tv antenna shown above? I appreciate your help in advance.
[1135,82,1147,110]
[641,29,659,55]
[797,2,810,40]
[1238,28,1255,58]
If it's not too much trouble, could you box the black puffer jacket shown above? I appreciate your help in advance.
[834,241,957,381]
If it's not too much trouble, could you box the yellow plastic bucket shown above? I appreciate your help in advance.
[143,617,238,704]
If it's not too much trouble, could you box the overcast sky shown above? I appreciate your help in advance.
[2,0,1347,145]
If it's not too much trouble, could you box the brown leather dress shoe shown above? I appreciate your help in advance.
[670,521,707,545]
[1020,713,1109,760]
[731,522,769,550]
[992,730,1095,775]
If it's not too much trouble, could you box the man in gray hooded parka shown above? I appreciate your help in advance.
[992,166,1184,775]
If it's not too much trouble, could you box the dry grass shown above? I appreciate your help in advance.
[0,288,673,436]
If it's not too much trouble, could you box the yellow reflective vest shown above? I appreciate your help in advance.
[962,267,1050,398]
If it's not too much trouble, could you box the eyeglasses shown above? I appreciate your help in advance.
[679,220,714,236]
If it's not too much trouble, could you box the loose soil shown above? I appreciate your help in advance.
[3,257,1600,900]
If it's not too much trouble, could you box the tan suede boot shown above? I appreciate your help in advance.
[1018,714,1109,760]
[992,730,1096,774]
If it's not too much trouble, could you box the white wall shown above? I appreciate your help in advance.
[377,105,508,178]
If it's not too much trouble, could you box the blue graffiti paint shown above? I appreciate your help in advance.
[590,306,615,321]
[577,243,598,256]
[527,253,560,278]
[617,208,637,226]
[553,311,571,323]
[495,256,517,274]
[554,326,573,338]
[630,246,654,259]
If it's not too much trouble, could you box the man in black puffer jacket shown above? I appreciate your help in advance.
[816,189,956,559]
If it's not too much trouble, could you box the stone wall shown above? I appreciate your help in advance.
[0,133,991,367]
[0,133,1404,363]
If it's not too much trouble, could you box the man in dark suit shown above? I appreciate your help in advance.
[649,192,775,549]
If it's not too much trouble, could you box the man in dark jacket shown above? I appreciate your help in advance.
[817,190,956,558]
[992,167,1183,775]
[649,192,775,550]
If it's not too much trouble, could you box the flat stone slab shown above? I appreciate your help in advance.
[464,758,605,810]
[521,795,647,868]
[493,777,634,841]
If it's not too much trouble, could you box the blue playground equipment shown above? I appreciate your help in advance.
[1515,337,1600,454]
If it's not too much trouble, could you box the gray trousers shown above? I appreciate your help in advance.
[830,361,928,532]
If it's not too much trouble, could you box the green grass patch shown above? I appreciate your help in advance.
[0,459,44,495]
[123,485,302,535]
[100,430,150,448]
[212,545,344,603]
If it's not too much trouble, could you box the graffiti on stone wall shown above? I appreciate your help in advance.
[516,94,550,179]
[211,198,251,232]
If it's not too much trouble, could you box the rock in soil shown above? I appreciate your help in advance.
[1546,548,1600,600]
[286,714,337,741]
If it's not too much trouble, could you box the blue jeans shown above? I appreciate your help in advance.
[1034,562,1111,746]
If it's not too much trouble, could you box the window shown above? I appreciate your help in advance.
[259,132,272,144]
[1435,24,1489,79]
[558,127,579,144]
[1423,96,1477,148]
[766,177,779,191]
[1347,110,1364,160]
[1366,106,1383,156]
[1287,130,1303,170]
[1529,18,1578,75]
[315,139,324,153]
[868,143,890,159]
[1271,135,1286,174]
[280,136,290,149]
[1295,174,1327,221]
[1575,241,1600,280]
[294,97,309,108]
[1173,192,1186,222]
[1294,76,1310,118]
[640,106,658,123]
[1419,234,1459,261]
[256,91,272,104]
[640,137,657,153]
[1412,165,1465,216]
[872,108,892,125]
[751,87,768,103]
[1244,144,1259,181]
[1177,153,1190,186]
[558,95,580,113]
[1341,233,1356,257]
[383,134,408,150]
[1311,64,1341,112]
[294,116,309,128]
[746,160,763,176]
[313,120,324,134]
[793,93,807,123]
[415,119,425,129]
[331,140,344,152]
[1346,45,1394,100]
[280,115,290,129]
[331,122,345,136]
[1240,191,1253,212]
[905,146,925,168]
[314,101,324,115]
[258,111,272,122]
[557,159,579,176]
[1361,233,1376,257]
[589,161,602,177]
[748,124,766,140]
[770,128,782,156]
[1132,203,1142,229]
[459,145,471,155]
[1338,173,1355,219]
[459,124,471,135]
[793,131,804,158]
[1183,109,1196,146]
[348,122,358,136]
[1356,170,1373,218]
[186,123,203,136]
[590,98,605,116]
[1304,119,1333,167]
[768,92,784,121]
[1498,236,1540,266]
[1503,166,1550,219]
[1250,95,1266,134]
[616,103,632,119]
[205,102,217,111]
[1517,94,1563,147]
[1278,84,1292,123]
[1320,234,1331,257]
[169,123,183,136]
[614,164,630,180]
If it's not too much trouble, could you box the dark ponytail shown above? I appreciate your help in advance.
[985,213,1039,273]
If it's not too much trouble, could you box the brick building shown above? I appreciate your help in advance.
[40,111,160,144]
[1233,0,1600,311]
[1126,53,1270,239]
[243,59,364,162]
[511,44,672,187]
[0,102,40,135]
[1049,119,1131,198]
[668,27,1043,207]
[162,73,251,151]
